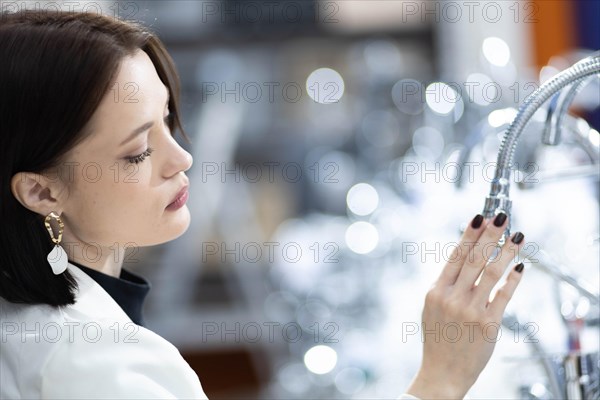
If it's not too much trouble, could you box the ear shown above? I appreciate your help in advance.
[10,170,68,216]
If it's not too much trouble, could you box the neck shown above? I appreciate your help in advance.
[66,244,126,278]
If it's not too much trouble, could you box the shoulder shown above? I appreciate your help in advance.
[40,320,208,399]
[1,297,70,398]
[1,264,208,399]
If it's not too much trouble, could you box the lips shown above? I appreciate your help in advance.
[168,185,189,207]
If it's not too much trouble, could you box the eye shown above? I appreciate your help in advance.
[126,147,154,164]
[124,112,172,164]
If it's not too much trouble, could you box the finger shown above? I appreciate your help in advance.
[453,212,508,291]
[436,214,489,286]
[473,231,525,305]
[488,262,525,318]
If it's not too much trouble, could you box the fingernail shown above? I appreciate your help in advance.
[471,214,484,229]
[511,232,524,244]
[514,263,524,273]
[493,212,507,227]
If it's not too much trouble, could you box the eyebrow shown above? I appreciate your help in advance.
[119,89,170,147]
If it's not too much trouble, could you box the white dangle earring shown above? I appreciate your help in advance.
[44,211,68,275]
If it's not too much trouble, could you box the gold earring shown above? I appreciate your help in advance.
[44,211,68,275]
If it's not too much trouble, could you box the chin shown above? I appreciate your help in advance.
[158,207,192,244]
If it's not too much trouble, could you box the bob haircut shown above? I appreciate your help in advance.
[0,9,190,307]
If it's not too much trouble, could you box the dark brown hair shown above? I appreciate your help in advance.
[0,9,189,306]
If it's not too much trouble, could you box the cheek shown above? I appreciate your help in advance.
[112,167,159,213]
[94,178,154,236]
[74,166,143,213]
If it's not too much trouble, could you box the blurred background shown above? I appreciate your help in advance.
[15,0,599,398]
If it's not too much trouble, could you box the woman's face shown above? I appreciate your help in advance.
[55,49,193,264]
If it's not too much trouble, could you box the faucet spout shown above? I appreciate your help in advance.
[543,78,590,146]
[484,54,600,240]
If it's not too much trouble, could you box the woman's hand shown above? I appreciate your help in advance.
[406,213,526,399]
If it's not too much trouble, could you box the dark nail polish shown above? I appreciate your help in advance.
[514,263,524,273]
[471,214,484,229]
[493,212,507,227]
[511,232,524,244]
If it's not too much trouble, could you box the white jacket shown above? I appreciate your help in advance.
[0,261,208,399]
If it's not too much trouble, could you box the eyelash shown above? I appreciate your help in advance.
[125,113,173,164]
[126,147,154,164]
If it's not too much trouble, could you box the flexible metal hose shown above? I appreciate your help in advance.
[496,55,600,190]
[483,55,600,237]
[543,79,587,145]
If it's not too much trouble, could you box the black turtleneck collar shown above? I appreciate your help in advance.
[70,260,151,327]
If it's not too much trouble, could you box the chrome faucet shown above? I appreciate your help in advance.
[483,53,600,242]
[490,53,600,400]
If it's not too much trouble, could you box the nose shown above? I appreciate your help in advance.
[181,149,193,172]
[161,135,194,177]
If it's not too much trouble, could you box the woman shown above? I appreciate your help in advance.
[0,9,526,399]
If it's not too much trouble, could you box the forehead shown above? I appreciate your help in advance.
[78,49,168,149]
[114,49,168,99]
